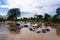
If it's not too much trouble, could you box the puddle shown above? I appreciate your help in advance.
[0,22,60,40]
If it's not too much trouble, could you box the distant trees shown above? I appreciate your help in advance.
[52,7,60,23]
[6,7,60,24]
[0,15,3,21]
[34,13,43,19]
[52,15,57,23]
[44,13,51,22]
[23,17,27,21]
[7,8,20,21]
[0,18,3,22]
[0,15,6,22]
[37,15,43,19]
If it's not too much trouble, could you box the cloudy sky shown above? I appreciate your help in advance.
[0,0,60,18]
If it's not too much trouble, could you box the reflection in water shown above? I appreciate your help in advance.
[8,22,59,36]
[47,23,60,37]
[45,24,60,37]
[54,26,60,36]
[0,22,60,40]
[8,25,20,34]
[56,28,60,36]
[0,34,8,40]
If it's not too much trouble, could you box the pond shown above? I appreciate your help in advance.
[0,22,60,40]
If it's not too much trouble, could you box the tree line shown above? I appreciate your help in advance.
[19,7,60,24]
[0,7,60,24]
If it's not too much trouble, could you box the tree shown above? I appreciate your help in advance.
[7,8,20,24]
[56,7,60,18]
[0,15,3,22]
[52,7,60,23]
[37,15,43,19]
[56,7,60,15]
[44,13,51,21]
[52,15,57,23]
[51,7,60,23]
[23,17,27,21]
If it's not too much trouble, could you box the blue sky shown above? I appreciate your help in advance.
[0,0,60,18]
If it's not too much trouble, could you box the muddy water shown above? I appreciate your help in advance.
[0,22,60,40]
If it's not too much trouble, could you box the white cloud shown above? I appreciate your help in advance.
[0,12,7,16]
[22,13,34,18]
[0,0,60,17]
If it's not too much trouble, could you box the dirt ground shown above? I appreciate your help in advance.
[0,27,60,40]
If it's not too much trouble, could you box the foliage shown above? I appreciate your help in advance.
[44,13,51,22]
[52,7,60,23]
[56,7,60,15]
[7,8,20,21]
[37,15,43,19]
[0,7,60,24]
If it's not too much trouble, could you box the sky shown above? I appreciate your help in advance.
[0,0,60,18]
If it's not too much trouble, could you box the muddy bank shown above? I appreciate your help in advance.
[0,27,60,40]
[0,22,60,40]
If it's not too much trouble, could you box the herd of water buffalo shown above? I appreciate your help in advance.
[7,22,50,33]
